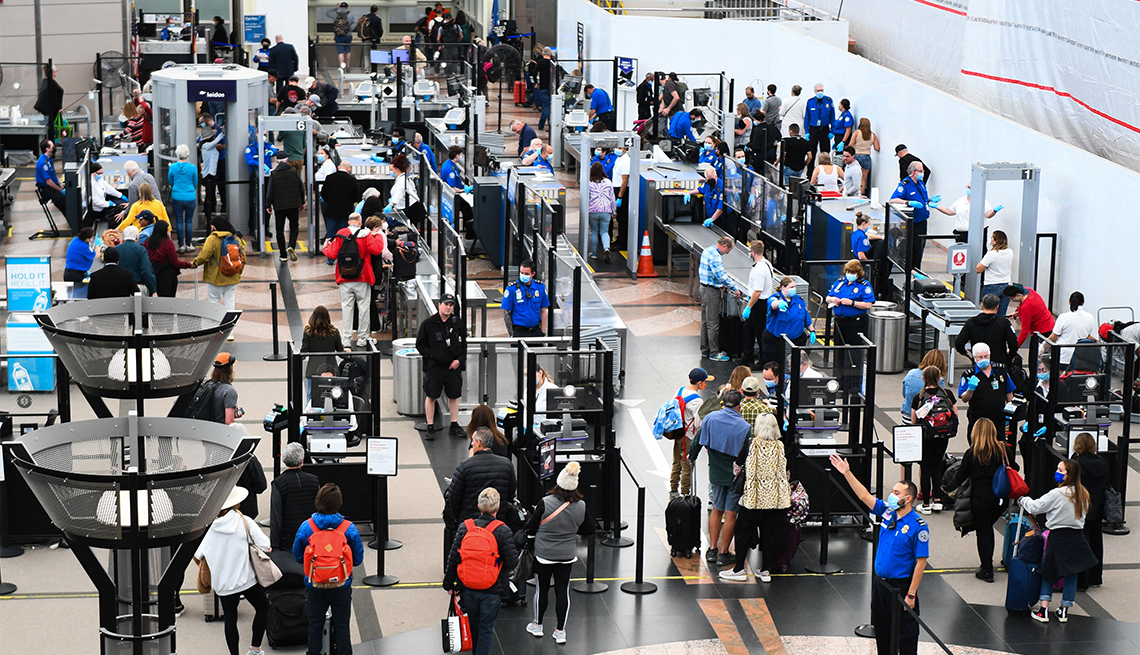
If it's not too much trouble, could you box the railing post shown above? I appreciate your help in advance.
[570,532,607,594]
[619,484,656,595]
[264,282,287,361]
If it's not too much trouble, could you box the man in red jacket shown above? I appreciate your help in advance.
[1003,284,1055,348]
[321,213,386,347]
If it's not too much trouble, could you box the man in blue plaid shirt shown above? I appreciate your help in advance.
[699,236,741,361]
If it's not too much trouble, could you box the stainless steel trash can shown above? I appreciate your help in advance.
[871,300,898,313]
[869,310,907,374]
[392,337,425,415]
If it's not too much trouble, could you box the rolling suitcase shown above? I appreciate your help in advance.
[513,81,526,105]
[1004,506,1040,615]
[202,590,221,622]
[665,467,702,557]
[266,587,310,647]
[1001,510,1031,568]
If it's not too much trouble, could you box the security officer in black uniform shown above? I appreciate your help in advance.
[888,160,940,271]
[500,259,549,337]
[831,454,928,655]
[957,342,1015,445]
[825,259,876,396]
[415,293,468,440]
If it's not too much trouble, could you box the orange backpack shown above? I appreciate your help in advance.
[216,233,245,277]
[456,518,505,590]
[303,519,353,588]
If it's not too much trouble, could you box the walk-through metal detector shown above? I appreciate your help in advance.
[576,132,642,276]
[965,162,1040,302]
[257,115,316,256]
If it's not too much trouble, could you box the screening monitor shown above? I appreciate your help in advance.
[370,50,392,65]
[391,49,411,65]
[311,376,352,410]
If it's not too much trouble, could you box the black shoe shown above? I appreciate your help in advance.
[1031,605,1049,623]
[425,426,437,441]
[705,547,718,564]
[1055,606,1068,623]
[449,423,467,439]
[975,568,994,583]
[716,552,736,567]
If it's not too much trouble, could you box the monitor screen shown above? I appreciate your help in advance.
[370,50,392,65]
[311,376,351,410]
[391,49,411,65]
[796,376,840,406]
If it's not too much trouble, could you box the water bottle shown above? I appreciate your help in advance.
[12,363,34,391]
[33,289,50,311]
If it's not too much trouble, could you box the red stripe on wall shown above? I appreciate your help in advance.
[960,69,1140,135]
[913,0,967,16]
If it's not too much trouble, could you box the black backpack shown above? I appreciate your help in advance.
[916,387,958,438]
[336,231,364,280]
[184,380,218,421]
[442,23,461,43]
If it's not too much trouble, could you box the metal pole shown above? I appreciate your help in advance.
[263,282,287,361]
[570,532,608,593]
[362,475,399,587]
[804,459,843,574]
[855,445,880,639]
[619,484,656,594]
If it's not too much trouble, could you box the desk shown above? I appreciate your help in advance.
[0,119,48,151]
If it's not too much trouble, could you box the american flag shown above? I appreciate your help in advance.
[130,1,140,76]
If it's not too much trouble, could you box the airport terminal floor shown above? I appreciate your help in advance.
[2,88,1140,655]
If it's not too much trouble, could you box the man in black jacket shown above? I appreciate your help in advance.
[267,35,300,92]
[955,294,1018,369]
[271,441,321,550]
[86,247,139,299]
[443,487,518,655]
[319,162,361,248]
[447,428,516,522]
[415,293,467,439]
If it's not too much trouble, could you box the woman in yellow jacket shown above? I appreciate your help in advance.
[118,182,171,232]
[192,217,245,340]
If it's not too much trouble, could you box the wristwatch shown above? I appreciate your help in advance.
[906,593,916,599]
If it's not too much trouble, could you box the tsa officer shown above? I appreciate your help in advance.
[589,146,618,179]
[764,276,816,370]
[585,83,616,131]
[691,166,724,229]
[440,146,474,231]
[831,454,928,655]
[698,136,719,168]
[501,259,549,337]
[889,160,940,271]
[803,83,834,165]
[826,259,876,392]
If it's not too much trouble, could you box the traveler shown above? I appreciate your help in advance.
[322,213,384,347]
[658,72,681,118]
[944,418,1002,580]
[116,225,157,295]
[934,183,999,244]
[780,85,805,138]
[270,442,320,550]
[301,306,346,393]
[669,368,709,498]
[35,65,65,141]
[1041,291,1098,368]
[90,163,128,228]
[534,47,554,131]
[742,86,763,116]
[636,73,654,120]
[127,90,154,147]
[466,404,511,458]
[415,293,468,439]
[910,366,959,515]
[210,353,242,425]
[1071,433,1108,590]
[720,413,789,583]
[524,463,593,645]
[958,343,1015,442]
[760,84,782,131]
[532,365,562,422]
[118,184,170,236]
[764,276,815,369]
[737,377,774,436]
[733,103,753,152]
[385,154,428,231]
[199,114,225,223]
[253,38,272,71]
[446,428,516,521]
[193,486,271,655]
[832,98,854,151]
[363,215,388,335]
[501,259,549,337]
[331,2,355,68]
[267,152,305,262]
[587,162,617,262]
[1020,459,1097,624]
[168,144,198,251]
[894,144,931,183]
[689,389,751,567]
[321,162,362,250]
[86,247,137,299]
[1004,284,1055,348]
[742,240,775,366]
[193,217,245,317]
[291,483,365,655]
[889,161,935,268]
[146,222,193,297]
[851,118,879,196]
[444,487,518,655]
[778,125,813,185]
[698,236,738,361]
[122,160,158,221]
[267,35,300,89]
[975,230,1014,315]
[955,294,1018,368]
[64,228,97,283]
[900,349,946,424]
[510,120,539,157]
[803,84,834,167]
[841,148,863,197]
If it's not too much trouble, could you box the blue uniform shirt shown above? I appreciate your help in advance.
[418,143,438,173]
[957,365,1016,396]
[766,291,812,338]
[669,112,693,141]
[832,110,854,138]
[589,88,614,115]
[891,177,931,223]
[590,152,617,179]
[829,277,876,317]
[441,158,463,189]
[851,228,870,259]
[698,148,717,167]
[804,95,834,131]
[872,498,930,579]
[700,179,722,219]
[35,154,59,188]
[743,97,764,116]
[501,279,549,328]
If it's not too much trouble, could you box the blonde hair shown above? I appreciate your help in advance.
[858,118,871,142]
[919,349,947,378]
[817,152,832,166]
[724,365,752,392]
[754,413,780,440]
[991,230,1008,251]
[138,183,155,203]
[970,418,1003,467]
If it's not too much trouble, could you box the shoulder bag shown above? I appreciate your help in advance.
[242,513,283,587]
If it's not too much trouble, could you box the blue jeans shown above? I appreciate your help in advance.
[783,166,803,186]
[854,154,872,193]
[460,588,500,655]
[306,584,353,655]
[1040,574,1077,607]
[588,211,611,257]
[171,199,196,247]
[980,283,1011,316]
[534,89,550,130]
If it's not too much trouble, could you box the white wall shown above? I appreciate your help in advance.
[557,0,1140,314]
[246,0,309,75]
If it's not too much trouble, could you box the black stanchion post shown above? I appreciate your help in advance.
[619,485,656,595]
[601,447,632,548]
[0,444,21,561]
[264,282,288,361]
[570,532,607,594]
[363,476,399,587]
[805,459,843,574]
[855,443,881,639]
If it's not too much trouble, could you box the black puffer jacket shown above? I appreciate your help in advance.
[447,450,516,522]
[1074,453,1110,521]
[955,312,1018,367]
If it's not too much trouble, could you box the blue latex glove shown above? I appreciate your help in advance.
[1019,423,1047,437]
[809,331,817,345]
[703,218,715,228]
[994,204,1004,212]
[683,193,691,205]
[263,165,272,175]
[742,306,751,320]
[783,419,789,432]
[930,195,942,203]
[463,184,473,194]
[967,376,979,391]
[616,198,623,208]
[1034,426,1046,437]
[777,300,789,312]
[120,195,129,201]
[908,200,924,209]
[383,204,394,215]
[927,201,939,209]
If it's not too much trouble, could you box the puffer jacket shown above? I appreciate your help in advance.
[193,231,245,286]
[446,450,516,522]
[738,438,790,511]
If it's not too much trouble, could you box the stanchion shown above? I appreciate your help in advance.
[804,459,843,574]
[263,282,288,361]
[619,485,656,594]
[889,583,902,655]
[0,447,23,560]
[601,448,633,548]
[362,476,399,587]
[570,532,608,594]
[856,442,884,639]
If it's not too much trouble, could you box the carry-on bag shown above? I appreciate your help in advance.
[665,467,702,557]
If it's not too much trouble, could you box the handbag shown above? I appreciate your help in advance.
[992,449,1027,499]
[242,513,283,587]
[1103,485,1124,524]
[196,557,212,595]
[441,591,473,653]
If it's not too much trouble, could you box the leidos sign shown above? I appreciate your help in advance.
[187,80,237,103]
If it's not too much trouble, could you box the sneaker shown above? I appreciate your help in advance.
[719,568,747,582]
[975,568,994,583]
[425,426,437,441]
[758,570,772,583]
[705,547,718,564]
[603,249,611,263]
[174,604,185,618]
[716,552,736,567]
[710,352,731,362]
[916,504,932,515]
[356,339,371,347]
[288,247,297,261]
[1055,606,1068,623]
[526,622,543,638]
[669,491,680,500]
[246,649,263,655]
[931,502,943,512]
[449,423,467,439]
[279,255,288,262]
[1030,605,1049,623]
[552,629,567,645]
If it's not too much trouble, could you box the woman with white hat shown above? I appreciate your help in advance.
[523,461,595,645]
[194,485,272,655]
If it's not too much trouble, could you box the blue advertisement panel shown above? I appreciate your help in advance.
[7,315,55,391]
[5,256,51,312]
[244,15,267,45]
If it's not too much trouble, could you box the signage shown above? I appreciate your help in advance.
[187,80,238,103]
[367,437,398,476]
[243,15,266,45]
[539,436,556,480]
[7,314,55,392]
[947,243,969,274]
[5,257,51,312]
[617,57,634,75]
[892,425,923,464]
[441,189,455,224]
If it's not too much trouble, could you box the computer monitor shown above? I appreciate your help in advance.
[474,145,489,168]
[1059,373,1108,404]
[796,376,841,406]
[311,376,352,410]
[391,49,411,65]
[370,50,392,65]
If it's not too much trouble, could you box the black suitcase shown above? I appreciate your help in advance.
[665,469,702,557]
[266,587,310,648]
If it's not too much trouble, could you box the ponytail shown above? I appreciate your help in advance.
[1069,291,1084,313]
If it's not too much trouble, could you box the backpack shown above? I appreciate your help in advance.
[184,380,218,421]
[441,23,461,44]
[336,231,364,280]
[303,519,353,588]
[355,15,370,40]
[915,387,957,438]
[456,518,505,590]
[787,480,809,525]
[333,13,352,37]
[217,234,244,277]
[652,390,698,440]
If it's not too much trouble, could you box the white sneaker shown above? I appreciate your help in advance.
[719,568,747,582]
[526,622,543,638]
[758,570,772,583]
[553,629,567,644]
[916,504,932,515]
[931,502,943,512]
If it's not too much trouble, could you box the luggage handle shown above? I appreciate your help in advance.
[1010,505,1040,558]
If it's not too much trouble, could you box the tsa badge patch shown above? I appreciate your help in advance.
[918,530,929,543]
[901,524,909,535]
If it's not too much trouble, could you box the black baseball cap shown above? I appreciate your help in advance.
[688,368,713,383]
[894,144,907,154]
[439,293,457,306]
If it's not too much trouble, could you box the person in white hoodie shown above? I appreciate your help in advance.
[194,486,271,655]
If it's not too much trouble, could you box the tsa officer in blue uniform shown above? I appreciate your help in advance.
[803,83,834,166]
[889,160,940,271]
[440,146,474,231]
[412,132,437,173]
[585,83,616,131]
[35,139,67,216]
[826,259,876,394]
[763,276,816,369]
[590,147,618,179]
[501,259,549,337]
[832,454,929,655]
[692,166,724,229]
[698,136,719,167]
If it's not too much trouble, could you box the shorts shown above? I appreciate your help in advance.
[334,34,352,54]
[708,481,741,513]
[424,363,463,399]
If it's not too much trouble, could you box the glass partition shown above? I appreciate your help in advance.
[723,157,744,213]
[0,63,46,117]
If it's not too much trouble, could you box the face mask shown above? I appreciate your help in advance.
[94,173,102,181]
[966,187,971,198]
[519,274,532,284]
[317,155,326,163]
[1054,471,1066,485]
[845,273,857,282]
[815,91,824,100]
[594,149,602,158]
[702,143,711,151]
[784,287,797,297]
[765,379,777,390]
[887,493,903,511]
[1037,372,1049,381]
[975,359,990,370]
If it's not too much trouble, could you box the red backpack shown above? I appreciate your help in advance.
[456,518,505,590]
[303,519,353,588]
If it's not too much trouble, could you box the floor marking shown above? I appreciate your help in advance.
[740,599,785,655]
[698,599,751,655]
[627,406,672,478]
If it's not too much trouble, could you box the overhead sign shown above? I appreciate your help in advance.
[187,80,237,103]
[5,256,51,312]
[947,243,969,274]
[243,15,266,45]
